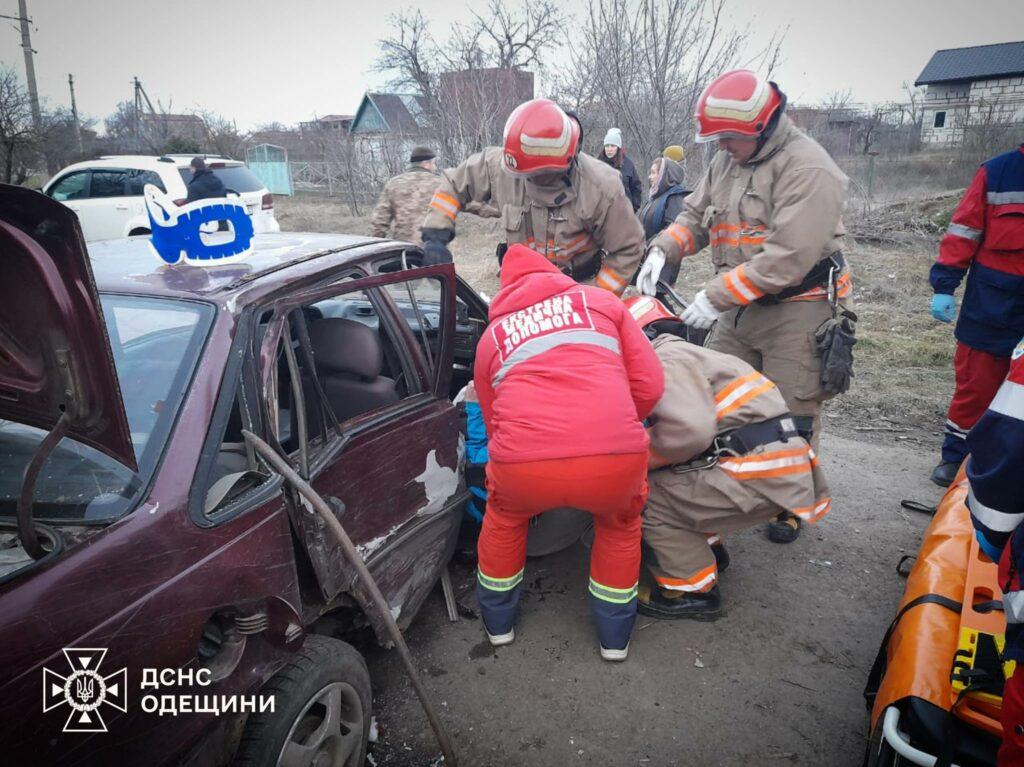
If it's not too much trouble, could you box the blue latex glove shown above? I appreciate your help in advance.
[975,529,1003,563]
[931,293,956,323]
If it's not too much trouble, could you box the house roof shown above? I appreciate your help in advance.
[315,114,353,123]
[916,40,1024,85]
[351,92,430,135]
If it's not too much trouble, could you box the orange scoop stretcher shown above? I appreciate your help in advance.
[864,468,1006,766]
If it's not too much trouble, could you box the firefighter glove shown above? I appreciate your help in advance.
[680,290,719,330]
[420,227,455,267]
[931,293,956,323]
[637,246,666,296]
[816,310,857,395]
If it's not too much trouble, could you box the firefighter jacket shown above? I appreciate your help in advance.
[930,145,1024,357]
[369,165,441,245]
[473,244,664,464]
[967,337,1024,660]
[423,147,646,296]
[647,332,830,523]
[649,114,850,311]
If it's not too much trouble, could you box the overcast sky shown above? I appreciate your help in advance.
[1,0,1021,131]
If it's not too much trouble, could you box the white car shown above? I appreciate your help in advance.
[43,155,281,242]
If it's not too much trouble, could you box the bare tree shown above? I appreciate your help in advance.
[470,0,564,70]
[0,66,35,183]
[555,0,784,174]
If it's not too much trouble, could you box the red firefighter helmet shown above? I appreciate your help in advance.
[623,296,679,330]
[694,70,783,143]
[501,98,580,177]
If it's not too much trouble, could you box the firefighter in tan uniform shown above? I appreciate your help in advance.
[419,98,645,296]
[638,70,855,544]
[623,297,830,619]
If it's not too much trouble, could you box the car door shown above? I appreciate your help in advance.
[45,170,97,239]
[258,264,469,635]
[84,168,132,240]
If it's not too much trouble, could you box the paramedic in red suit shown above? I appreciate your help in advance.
[929,144,1024,487]
[473,243,664,662]
[966,337,1024,765]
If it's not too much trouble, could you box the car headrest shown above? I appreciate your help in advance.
[308,318,383,380]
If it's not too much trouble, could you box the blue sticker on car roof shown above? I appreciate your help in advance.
[144,184,254,266]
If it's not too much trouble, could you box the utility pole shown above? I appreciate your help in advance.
[68,74,83,156]
[16,0,42,133]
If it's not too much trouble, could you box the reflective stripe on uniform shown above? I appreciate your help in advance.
[589,578,639,603]
[563,233,593,257]
[493,329,621,386]
[706,534,721,546]
[595,266,627,295]
[989,380,1024,421]
[429,191,461,221]
[655,564,717,593]
[1005,590,1024,623]
[666,223,696,255]
[721,264,765,305]
[477,568,524,592]
[793,497,831,523]
[710,222,766,248]
[718,446,813,480]
[947,222,983,241]
[968,485,1024,532]
[713,371,776,419]
[988,191,1024,205]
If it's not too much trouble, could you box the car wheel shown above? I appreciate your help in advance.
[234,635,371,767]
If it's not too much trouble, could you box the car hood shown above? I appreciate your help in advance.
[0,184,136,470]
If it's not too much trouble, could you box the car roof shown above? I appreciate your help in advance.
[51,155,242,176]
[88,232,395,304]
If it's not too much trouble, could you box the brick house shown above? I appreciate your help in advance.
[915,40,1024,145]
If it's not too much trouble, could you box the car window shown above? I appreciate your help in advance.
[126,169,166,195]
[48,171,89,201]
[89,170,128,198]
[0,296,214,522]
[177,166,264,194]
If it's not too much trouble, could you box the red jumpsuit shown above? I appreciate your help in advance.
[473,244,664,651]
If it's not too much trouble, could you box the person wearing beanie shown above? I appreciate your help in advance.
[598,127,642,212]
[369,146,441,244]
[663,145,685,163]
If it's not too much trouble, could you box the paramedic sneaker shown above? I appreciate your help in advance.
[600,642,629,662]
[638,585,722,621]
[486,627,515,647]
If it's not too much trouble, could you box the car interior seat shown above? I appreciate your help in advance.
[307,318,400,423]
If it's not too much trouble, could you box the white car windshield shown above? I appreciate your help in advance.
[0,295,213,522]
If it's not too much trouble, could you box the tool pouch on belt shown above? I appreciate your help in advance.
[816,309,857,395]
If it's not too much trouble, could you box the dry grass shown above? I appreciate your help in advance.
[276,193,957,441]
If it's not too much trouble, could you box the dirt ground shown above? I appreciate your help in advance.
[274,193,961,766]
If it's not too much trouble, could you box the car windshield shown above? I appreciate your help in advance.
[178,165,265,193]
[0,295,213,523]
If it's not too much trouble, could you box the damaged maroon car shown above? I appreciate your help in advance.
[0,185,489,766]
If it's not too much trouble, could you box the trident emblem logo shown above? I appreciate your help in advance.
[43,648,127,733]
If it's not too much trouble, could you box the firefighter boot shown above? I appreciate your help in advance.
[930,460,960,488]
[637,584,722,621]
[767,511,801,543]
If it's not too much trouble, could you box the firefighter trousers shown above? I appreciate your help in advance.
[942,342,1010,465]
[477,453,648,651]
[643,465,783,594]
[709,300,836,450]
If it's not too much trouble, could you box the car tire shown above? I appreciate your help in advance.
[233,635,371,767]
